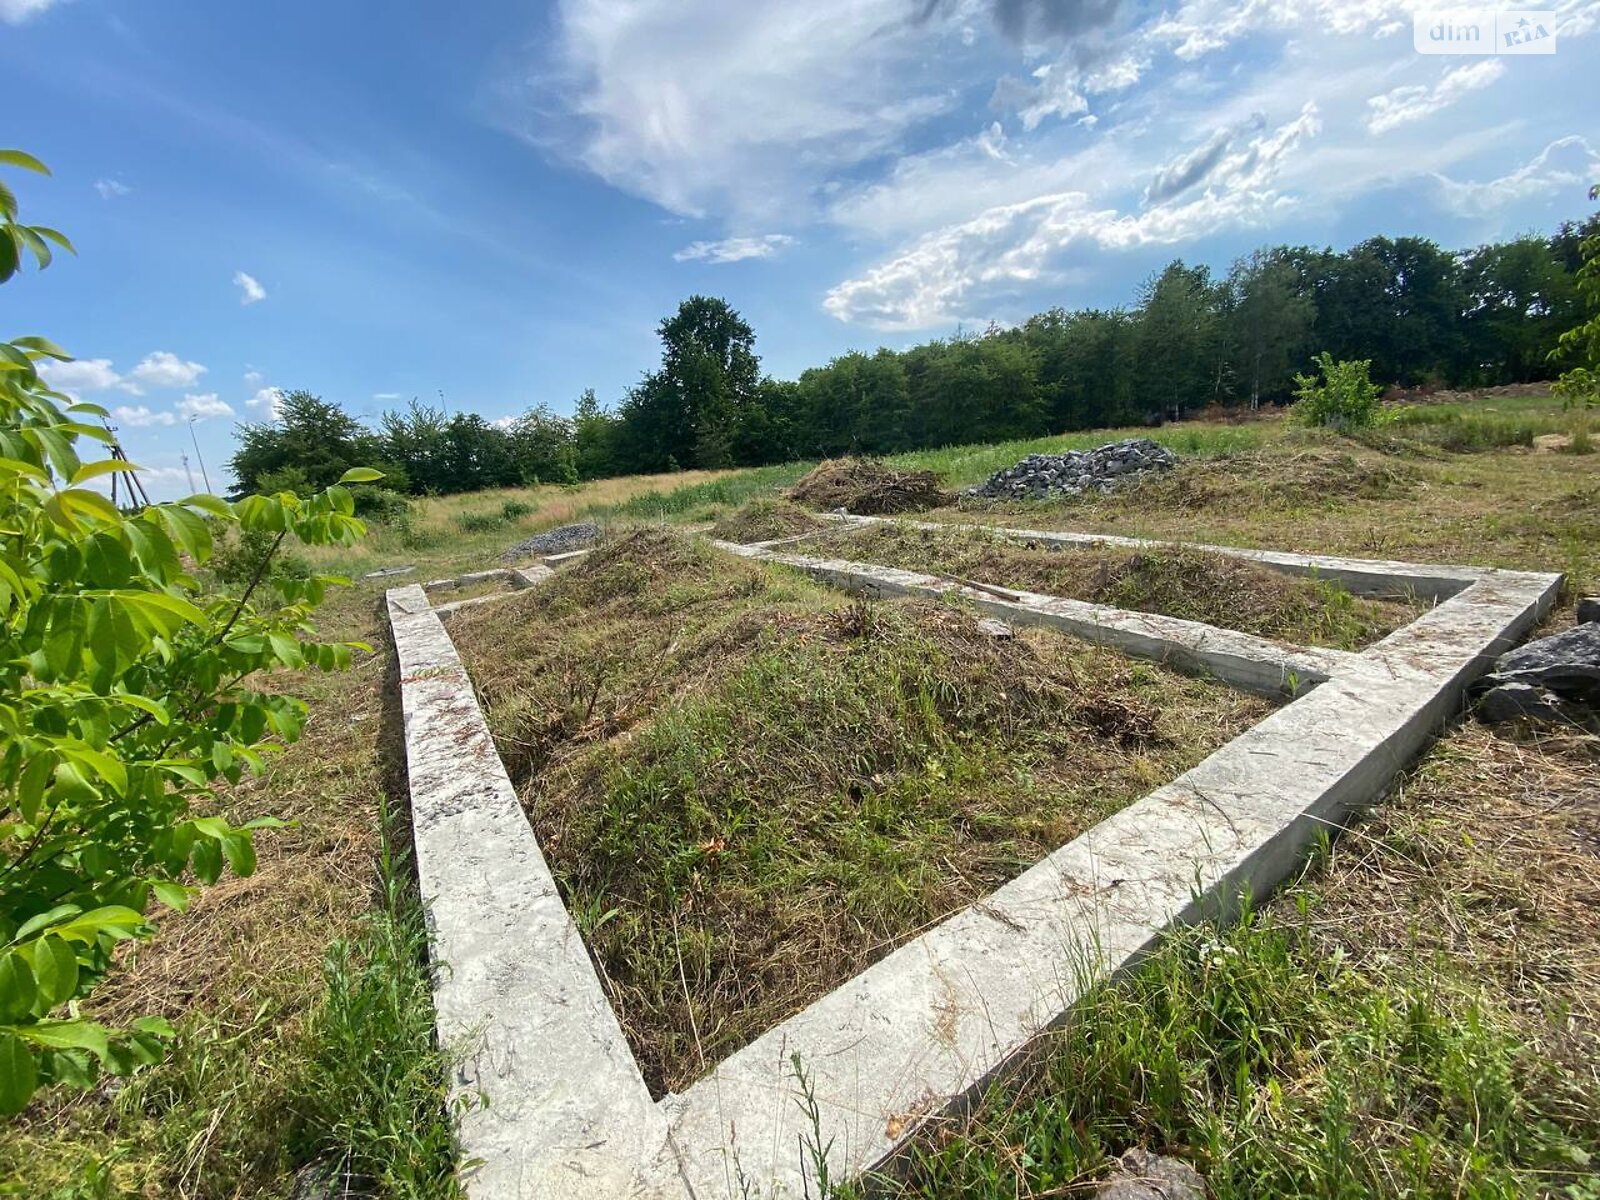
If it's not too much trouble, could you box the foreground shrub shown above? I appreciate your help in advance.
[0,151,374,1112]
[1291,352,1383,430]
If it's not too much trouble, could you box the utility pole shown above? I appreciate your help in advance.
[187,416,213,493]
[181,452,197,494]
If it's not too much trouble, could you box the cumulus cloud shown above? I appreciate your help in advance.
[826,102,1320,328]
[110,404,176,428]
[93,178,132,200]
[1433,135,1600,215]
[508,0,970,221]
[127,351,207,390]
[1366,60,1504,135]
[177,392,234,420]
[233,270,267,305]
[39,357,122,395]
[673,233,795,263]
[247,386,286,419]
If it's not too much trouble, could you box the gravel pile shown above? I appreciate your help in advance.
[967,438,1179,501]
[501,521,600,562]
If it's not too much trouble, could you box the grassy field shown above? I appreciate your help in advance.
[447,532,1266,1094]
[784,522,1425,650]
[2,388,1595,1198]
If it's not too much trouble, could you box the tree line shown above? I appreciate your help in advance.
[228,219,1597,497]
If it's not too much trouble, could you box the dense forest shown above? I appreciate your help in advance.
[229,220,1596,497]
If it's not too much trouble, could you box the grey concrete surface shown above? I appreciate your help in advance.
[819,513,1480,602]
[387,530,1561,1200]
[387,584,690,1200]
[715,539,1349,696]
[659,562,1557,1198]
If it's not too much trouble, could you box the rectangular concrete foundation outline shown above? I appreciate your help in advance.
[387,525,1560,1200]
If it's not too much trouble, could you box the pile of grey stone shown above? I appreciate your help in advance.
[966,438,1179,501]
[501,521,600,562]
[1477,599,1600,725]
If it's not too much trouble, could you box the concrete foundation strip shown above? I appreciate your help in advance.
[386,530,1560,1199]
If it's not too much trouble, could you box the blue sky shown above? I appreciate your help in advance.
[2,0,1596,498]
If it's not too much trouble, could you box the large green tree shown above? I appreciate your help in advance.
[228,390,383,497]
[619,296,763,472]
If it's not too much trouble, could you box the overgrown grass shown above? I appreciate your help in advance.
[0,620,461,1200]
[860,717,1600,1199]
[449,530,1268,1094]
[859,893,1599,1199]
[708,496,824,543]
[789,522,1421,650]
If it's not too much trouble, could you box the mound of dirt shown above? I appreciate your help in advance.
[788,457,951,515]
[709,498,825,543]
[449,536,1266,1095]
[794,524,1422,650]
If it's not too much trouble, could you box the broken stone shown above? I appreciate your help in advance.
[966,439,1179,501]
[1478,681,1589,726]
[1577,596,1600,624]
[1095,1149,1205,1200]
[501,521,601,562]
[975,617,1014,639]
[1483,622,1600,702]
[361,564,415,580]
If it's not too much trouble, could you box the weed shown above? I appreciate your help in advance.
[455,510,505,534]
[450,530,1267,1093]
[791,524,1419,650]
[501,499,534,520]
[710,497,826,543]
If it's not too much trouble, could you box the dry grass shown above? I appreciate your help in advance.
[789,457,952,515]
[1306,718,1600,1068]
[790,522,1423,650]
[708,496,825,543]
[449,529,1269,1093]
[868,709,1600,1200]
[933,435,1599,594]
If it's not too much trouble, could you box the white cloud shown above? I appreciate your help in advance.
[826,103,1321,329]
[233,270,267,305]
[0,0,65,23]
[512,0,970,222]
[243,369,263,386]
[39,357,122,394]
[93,178,132,200]
[673,233,795,263]
[247,386,286,418]
[372,392,403,401]
[1433,135,1600,215]
[1365,60,1504,135]
[127,351,207,390]
[111,404,176,428]
[176,392,234,420]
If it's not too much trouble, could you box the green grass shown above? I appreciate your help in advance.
[577,461,813,522]
[789,522,1422,650]
[855,892,1599,1199]
[449,530,1267,1094]
[842,715,1600,1200]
